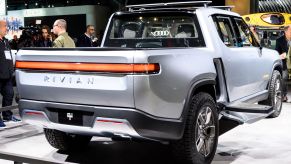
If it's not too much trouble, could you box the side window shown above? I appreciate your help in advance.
[213,16,237,47]
[233,18,259,47]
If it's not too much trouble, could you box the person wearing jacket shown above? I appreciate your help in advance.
[0,20,21,128]
[76,25,97,47]
[36,25,52,47]
[275,25,291,102]
[52,19,75,48]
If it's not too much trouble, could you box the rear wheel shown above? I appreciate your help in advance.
[44,129,92,151]
[171,92,218,164]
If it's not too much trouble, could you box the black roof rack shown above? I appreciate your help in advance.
[210,6,234,11]
[126,1,212,12]
[126,1,234,12]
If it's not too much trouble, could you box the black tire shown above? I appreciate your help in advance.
[44,128,92,151]
[261,70,282,118]
[171,92,219,164]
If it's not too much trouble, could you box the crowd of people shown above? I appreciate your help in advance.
[0,19,100,128]
[8,19,99,50]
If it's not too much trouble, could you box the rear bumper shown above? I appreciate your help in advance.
[19,99,185,141]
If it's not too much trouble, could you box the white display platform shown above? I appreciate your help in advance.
[0,104,291,164]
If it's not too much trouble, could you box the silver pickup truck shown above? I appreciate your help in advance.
[15,2,282,164]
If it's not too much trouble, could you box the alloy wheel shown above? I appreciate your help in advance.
[195,106,216,157]
[274,79,282,111]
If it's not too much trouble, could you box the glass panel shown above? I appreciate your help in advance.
[104,13,205,48]
[261,14,285,25]
[234,18,252,47]
[216,16,236,47]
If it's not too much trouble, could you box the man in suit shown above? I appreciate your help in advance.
[76,25,97,47]
[275,25,291,102]
[0,20,21,128]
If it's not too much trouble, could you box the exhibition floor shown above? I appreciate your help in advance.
[0,103,290,164]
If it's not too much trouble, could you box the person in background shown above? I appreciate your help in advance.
[36,25,52,47]
[249,26,260,43]
[76,25,97,47]
[52,19,75,48]
[0,20,21,128]
[32,33,40,47]
[275,25,291,102]
[260,31,272,48]
[9,35,18,50]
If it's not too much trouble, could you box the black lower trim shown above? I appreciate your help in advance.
[219,116,240,135]
[19,99,184,140]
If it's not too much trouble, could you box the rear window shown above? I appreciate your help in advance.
[103,12,205,48]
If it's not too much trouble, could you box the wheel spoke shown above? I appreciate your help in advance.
[205,107,212,125]
[198,114,206,125]
[196,137,205,153]
[205,139,212,156]
[203,139,208,156]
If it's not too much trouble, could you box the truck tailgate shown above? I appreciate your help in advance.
[16,48,141,108]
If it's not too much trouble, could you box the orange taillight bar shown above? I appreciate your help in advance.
[15,61,160,74]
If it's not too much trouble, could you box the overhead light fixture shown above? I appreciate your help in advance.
[35,2,38,6]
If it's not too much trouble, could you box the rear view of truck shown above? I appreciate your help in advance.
[16,5,220,164]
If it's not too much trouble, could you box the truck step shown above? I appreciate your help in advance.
[219,102,274,124]
[224,102,272,114]
[221,110,273,124]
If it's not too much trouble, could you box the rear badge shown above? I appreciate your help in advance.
[59,110,83,126]
[67,113,73,120]
[44,75,95,85]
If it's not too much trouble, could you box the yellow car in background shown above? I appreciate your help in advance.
[243,12,291,28]
[242,13,291,50]
[243,13,291,78]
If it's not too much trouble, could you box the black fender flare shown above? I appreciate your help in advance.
[176,75,216,139]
